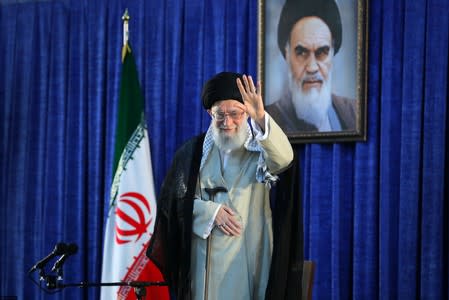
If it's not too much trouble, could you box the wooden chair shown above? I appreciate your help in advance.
[302,260,316,300]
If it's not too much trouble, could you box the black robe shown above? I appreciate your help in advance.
[146,133,303,299]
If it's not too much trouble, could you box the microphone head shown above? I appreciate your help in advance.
[49,243,79,272]
[53,242,68,255]
[66,243,78,255]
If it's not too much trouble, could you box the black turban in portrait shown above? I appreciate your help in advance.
[201,72,245,109]
[277,0,342,57]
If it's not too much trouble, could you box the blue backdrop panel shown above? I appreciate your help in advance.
[0,0,447,299]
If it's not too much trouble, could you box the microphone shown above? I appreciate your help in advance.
[28,243,67,273]
[50,243,78,272]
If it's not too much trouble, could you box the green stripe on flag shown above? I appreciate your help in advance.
[113,45,144,175]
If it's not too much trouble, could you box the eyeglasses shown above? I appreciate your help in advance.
[211,111,245,121]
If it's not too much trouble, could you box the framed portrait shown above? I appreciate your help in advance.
[258,0,368,143]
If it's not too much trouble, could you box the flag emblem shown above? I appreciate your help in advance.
[115,192,153,244]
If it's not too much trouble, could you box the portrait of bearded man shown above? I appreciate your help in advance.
[265,0,357,134]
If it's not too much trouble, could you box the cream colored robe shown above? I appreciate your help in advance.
[191,118,293,300]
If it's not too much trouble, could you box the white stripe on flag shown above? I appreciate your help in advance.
[101,127,157,299]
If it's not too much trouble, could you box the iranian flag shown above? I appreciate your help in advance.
[100,44,168,300]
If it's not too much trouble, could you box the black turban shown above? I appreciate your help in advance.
[201,72,244,109]
[277,0,342,57]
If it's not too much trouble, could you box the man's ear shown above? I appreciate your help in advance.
[284,40,290,58]
[207,109,213,117]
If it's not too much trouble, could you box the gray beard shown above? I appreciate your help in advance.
[288,71,333,130]
[211,121,249,152]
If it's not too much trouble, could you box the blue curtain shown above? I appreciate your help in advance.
[0,0,447,299]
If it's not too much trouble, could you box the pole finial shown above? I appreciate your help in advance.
[122,9,130,22]
[121,9,131,61]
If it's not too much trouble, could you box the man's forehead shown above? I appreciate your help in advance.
[290,16,332,47]
[212,100,245,111]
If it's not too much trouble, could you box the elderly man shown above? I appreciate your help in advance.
[147,72,302,299]
[266,0,356,133]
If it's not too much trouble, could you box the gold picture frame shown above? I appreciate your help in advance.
[258,0,368,143]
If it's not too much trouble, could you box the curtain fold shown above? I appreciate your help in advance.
[420,0,449,298]
[0,0,448,299]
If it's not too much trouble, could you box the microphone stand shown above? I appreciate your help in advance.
[39,270,167,300]
[57,281,168,300]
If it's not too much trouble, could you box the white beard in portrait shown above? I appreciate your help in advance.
[286,55,333,131]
